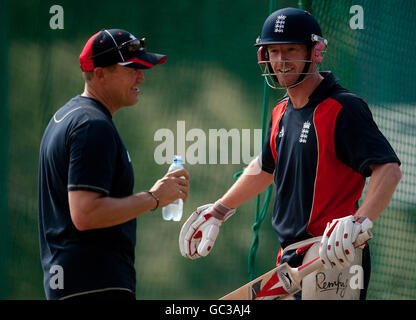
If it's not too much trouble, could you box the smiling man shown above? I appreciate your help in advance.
[179,8,401,300]
[38,29,190,300]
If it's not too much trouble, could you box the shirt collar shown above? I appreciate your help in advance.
[308,71,339,103]
[77,95,113,118]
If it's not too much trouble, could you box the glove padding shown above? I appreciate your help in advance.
[179,201,235,260]
[319,215,373,269]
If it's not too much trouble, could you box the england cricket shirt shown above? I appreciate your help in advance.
[260,72,400,249]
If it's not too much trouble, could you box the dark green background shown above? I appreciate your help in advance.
[1,0,415,299]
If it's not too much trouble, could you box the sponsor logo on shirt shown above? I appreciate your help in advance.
[279,126,285,138]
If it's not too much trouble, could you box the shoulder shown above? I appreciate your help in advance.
[274,95,290,109]
[272,96,290,118]
[62,108,116,146]
[329,85,370,115]
[56,96,110,120]
[57,97,114,132]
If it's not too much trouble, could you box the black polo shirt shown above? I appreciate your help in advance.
[38,95,136,299]
[260,72,400,250]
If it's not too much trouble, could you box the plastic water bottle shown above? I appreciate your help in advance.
[162,155,184,221]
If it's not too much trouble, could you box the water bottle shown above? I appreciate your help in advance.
[162,155,184,221]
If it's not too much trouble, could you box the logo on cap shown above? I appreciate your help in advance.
[274,15,287,33]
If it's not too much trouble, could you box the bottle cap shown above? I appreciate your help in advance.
[173,155,183,164]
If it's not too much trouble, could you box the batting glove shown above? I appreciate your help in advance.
[319,215,373,269]
[179,201,235,260]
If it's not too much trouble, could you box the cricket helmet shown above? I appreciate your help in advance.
[255,8,328,89]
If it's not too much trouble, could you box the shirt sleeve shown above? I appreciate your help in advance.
[67,119,117,195]
[258,117,276,174]
[335,95,401,177]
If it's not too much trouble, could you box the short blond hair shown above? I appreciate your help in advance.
[82,65,117,82]
[82,71,94,82]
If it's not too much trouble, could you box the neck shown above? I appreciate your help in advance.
[286,72,324,109]
[81,83,119,116]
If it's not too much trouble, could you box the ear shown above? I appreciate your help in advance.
[257,46,268,63]
[311,42,326,63]
[93,67,105,80]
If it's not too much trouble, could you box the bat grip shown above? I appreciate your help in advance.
[295,230,373,280]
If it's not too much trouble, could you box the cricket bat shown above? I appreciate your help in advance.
[220,230,372,300]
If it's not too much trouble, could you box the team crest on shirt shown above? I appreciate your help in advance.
[299,121,311,144]
[279,126,285,138]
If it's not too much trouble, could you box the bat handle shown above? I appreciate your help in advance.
[295,230,373,280]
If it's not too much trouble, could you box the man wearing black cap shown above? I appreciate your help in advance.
[38,29,190,300]
[179,8,401,300]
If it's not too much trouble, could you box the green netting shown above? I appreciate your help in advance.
[312,0,416,299]
[2,0,415,299]
[0,0,9,300]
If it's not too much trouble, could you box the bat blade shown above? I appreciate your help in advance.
[219,267,278,300]
[220,230,372,300]
[219,262,299,300]
[254,262,300,299]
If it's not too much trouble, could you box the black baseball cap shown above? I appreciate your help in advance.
[79,28,167,72]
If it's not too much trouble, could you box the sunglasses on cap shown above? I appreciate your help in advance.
[90,38,146,60]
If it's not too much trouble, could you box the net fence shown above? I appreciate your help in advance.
[2,0,415,299]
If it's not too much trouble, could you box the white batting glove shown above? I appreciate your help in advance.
[179,201,235,260]
[319,215,373,269]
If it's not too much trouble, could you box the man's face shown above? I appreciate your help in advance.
[267,43,309,88]
[103,64,145,107]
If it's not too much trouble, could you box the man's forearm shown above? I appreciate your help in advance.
[69,191,157,231]
[356,162,401,221]
[220,157,274,209]
[69,168,190,231]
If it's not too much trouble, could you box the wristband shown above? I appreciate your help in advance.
[211,200,234,221]
[146,191,159,211]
